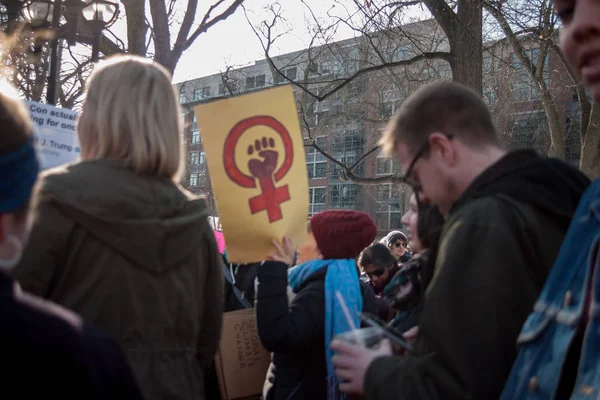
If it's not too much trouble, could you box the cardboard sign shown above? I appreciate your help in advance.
[26,101,80,170]
[215,309,270,400]
[195,86,309,263]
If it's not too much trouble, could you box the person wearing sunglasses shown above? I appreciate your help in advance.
[359,244,400,322]
[331,81,590,400]
[381,231,412,263]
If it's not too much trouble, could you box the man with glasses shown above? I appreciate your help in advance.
[331,81,590,400]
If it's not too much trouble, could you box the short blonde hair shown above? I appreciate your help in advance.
[78,55,183,179]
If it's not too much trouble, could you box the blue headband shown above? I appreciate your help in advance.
[0,137,40,213]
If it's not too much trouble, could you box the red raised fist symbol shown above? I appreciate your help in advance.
[248,137,278,179]
[223,116,294,223]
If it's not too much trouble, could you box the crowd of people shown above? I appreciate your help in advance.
[1,0,599,399]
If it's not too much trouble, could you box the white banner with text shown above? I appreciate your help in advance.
[26,100,80,170]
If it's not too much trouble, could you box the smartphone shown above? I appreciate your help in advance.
[357,312,413,352]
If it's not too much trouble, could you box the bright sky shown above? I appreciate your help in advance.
[172,0,363,83]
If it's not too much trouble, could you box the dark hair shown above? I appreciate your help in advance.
[379,81,503,156]
[416,201,445,287]
[358,243,397,270]
[417,202,445,250]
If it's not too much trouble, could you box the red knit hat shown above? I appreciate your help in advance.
[309,210,377,260]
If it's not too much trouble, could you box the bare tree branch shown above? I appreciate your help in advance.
[184,0,245,50]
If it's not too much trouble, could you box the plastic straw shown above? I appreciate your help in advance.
[335,291,364,347]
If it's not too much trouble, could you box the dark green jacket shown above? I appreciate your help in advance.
[13,159,224,400]
[365,151,590,400]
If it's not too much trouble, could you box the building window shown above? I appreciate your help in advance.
[377,157,393,175]
[276,67,298,84]
[246,76,255,89]
[191,113,198,130]
[511,48,549,102]
[190,151,199,165]
[512,81,532,102]
[348,79,366,98]
[393,45,410,61]
[193,88,202,100]
[438,63,452,80]
[305,137,327,179]
[276,72,285,84]
[287,67,297,80]
[330,130,364,180]
[376,184,403,231]
[564,103,582,166]
[348,46,360,72]
[200,151,206,164]
[179,92,187,103]
[191,130,200,144]
[256,74,266,87]
[483,83,497,104]
[189,173,198,187]
[192,87,210,100]
[313,93,330,113]
[331,94,343,115]
[510,111,548,154]
[328,183,361,209]
[309,187,326,216]
[380,103,394,119]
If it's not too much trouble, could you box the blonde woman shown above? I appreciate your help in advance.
[0,79,143,399]
[13,56,223,400]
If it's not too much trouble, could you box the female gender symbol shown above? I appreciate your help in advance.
[223,115,294,223]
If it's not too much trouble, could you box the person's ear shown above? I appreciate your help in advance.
[428,132,457,167]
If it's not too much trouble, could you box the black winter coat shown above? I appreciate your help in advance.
[2,272,142,399]
[256,261,377,400]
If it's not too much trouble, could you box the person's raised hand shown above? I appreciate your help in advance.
[331,339,393,394]
[267,236,296,266]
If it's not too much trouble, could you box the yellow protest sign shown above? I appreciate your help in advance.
[195,86,309,263]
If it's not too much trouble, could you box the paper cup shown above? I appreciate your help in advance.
[334,327,383,349]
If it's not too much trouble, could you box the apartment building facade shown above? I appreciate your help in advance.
[175,19,582,238]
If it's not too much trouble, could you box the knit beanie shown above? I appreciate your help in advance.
[385,230,408,245]
[309,210,377,260]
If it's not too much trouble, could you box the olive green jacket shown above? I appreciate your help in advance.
[364,151,590,400]
[14,159,224,400]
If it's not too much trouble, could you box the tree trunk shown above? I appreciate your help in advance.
[580,101,600,179]
[540,88,566,158]
[122,0,147,56]
[484,2,565,159]
[451,0,483,94]
[148,0,172,72]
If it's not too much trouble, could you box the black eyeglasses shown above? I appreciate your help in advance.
[366,268,386,278]
[392,242,408,249]
[401,134,454,193]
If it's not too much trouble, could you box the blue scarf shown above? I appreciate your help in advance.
[0,138,40,213]
[289,259,362,400]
